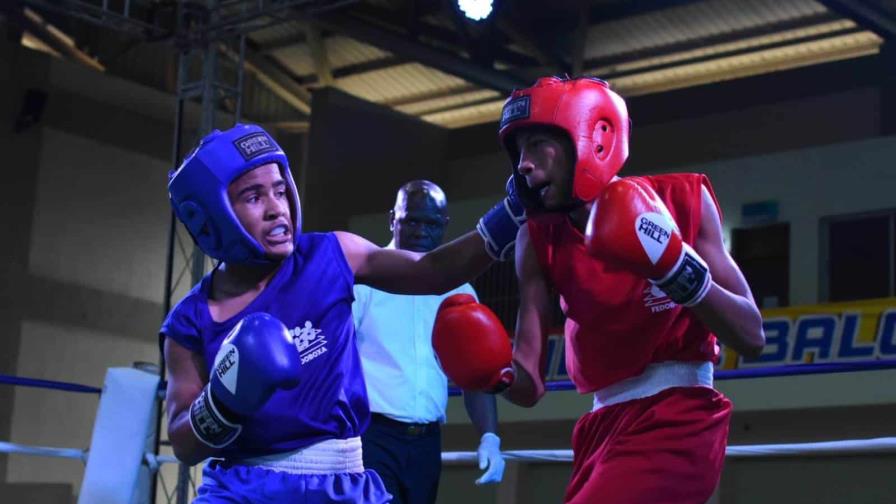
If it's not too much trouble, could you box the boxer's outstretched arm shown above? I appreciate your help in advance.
[691,185,765,357]
[164,338,218,466]
[339,178,524,294]
[337,230,495,295]
[503,226,550,407]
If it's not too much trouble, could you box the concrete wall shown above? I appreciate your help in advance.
[0,39,180,502]
[306,86,447,232]
[2,28,896,504]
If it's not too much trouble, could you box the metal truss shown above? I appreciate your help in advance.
[22,0,358,43]
[12,2,349,502]
[21,0,170,38]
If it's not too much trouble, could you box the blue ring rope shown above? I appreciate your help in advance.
[450,359,896,396]
[0,374,101,395]
[5,359,895,397]
[714,359,896,380]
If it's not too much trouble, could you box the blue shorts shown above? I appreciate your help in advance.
[194,459,392,504]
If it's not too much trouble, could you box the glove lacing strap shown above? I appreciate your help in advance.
[190,386,242,449]
[653,243,712,307]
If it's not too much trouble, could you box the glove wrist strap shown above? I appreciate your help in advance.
[189,386,243,449]
[477,198,526,261]
[653,243,712,307]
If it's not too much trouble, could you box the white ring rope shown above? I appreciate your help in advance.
[3,437,896,468]
[441,436,896,464]
[0,441,88,463]
[0,441,178,470]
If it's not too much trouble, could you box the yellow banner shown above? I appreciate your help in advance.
[535,298,896,381]
[718,297,896,370]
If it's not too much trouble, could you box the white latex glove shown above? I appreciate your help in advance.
[475,432,505,485]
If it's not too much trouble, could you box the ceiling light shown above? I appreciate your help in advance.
[458,0,493,21]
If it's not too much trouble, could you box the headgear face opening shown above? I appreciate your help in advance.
[498,76,630,207]
[168,124,302,265]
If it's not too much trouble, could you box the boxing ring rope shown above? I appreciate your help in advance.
[0,373,102,395]
[438,359,896,464]
[0,372,157,470]
[1,359,895,502]
[444,358,896,395]
[0,440,179,469]
[3,431,895,464]
[0,367,176,503]
[441,437,896,464]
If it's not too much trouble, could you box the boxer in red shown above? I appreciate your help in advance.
[447,76,766,504]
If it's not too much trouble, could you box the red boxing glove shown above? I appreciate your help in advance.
[433,294,514,392]
[585,178,712,307]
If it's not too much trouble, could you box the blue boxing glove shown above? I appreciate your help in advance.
[189,312,301,448]
[477,177,527,261]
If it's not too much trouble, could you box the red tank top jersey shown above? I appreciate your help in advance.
[527,173,722,393]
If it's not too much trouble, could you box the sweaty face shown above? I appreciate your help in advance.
[391,190,448,252]
[228,163,294,260]
[514,129,576,211]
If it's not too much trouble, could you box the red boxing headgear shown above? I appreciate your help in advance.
[499,76,630,204]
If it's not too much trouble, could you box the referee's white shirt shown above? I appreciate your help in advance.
[352,272,476,424]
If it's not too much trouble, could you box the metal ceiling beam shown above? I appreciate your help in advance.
[383,83,477,107]
[410,94,499,116]
[420,99,504,128]
[305,22,334,85]
[3,5,105,72]
[589,0,699,24]
[496,0,578,74]
[496,17,567,73]
[818,0,896,40]
[269,120,310,132]
[571,3,589,75]
[585,12,841,71]
[337,3,538,67]
[199,0,359,41]
[333,55,406,78]
[21,0,169,38]
[257,32,312,53]
[597,25,868,80]
[257,25,340,54]
[296,55,407,85]
[312,11,527,93]
[220,43,311,114]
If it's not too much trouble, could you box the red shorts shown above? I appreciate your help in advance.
[565,386,731,504]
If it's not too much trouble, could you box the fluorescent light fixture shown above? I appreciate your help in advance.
[458,0,493,21]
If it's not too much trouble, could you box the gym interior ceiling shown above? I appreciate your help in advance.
[2,0,894,130]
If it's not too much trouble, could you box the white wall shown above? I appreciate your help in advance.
[687,134,896,306]
[426,134,896,308]
[28,128,175,303]
[3,55,195,499]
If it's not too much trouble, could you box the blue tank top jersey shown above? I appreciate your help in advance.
[160,232,369,459]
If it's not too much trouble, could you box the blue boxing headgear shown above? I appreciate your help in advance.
[168,124,302,264]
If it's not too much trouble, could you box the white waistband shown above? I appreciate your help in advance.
[237,437,364,474]
[592,361,714,412]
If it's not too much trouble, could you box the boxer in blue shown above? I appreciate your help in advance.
[161,124,524,503]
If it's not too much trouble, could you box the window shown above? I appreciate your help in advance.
[822,211,894,302]
[732,223,790,308]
